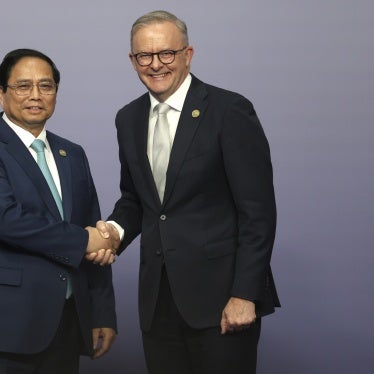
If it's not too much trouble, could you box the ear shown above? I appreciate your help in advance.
[0,87,4,108]
[129,54,138,71]
[185,46,194,66]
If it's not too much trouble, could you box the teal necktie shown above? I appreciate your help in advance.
[31,139,63,218]
[31,139,72,298]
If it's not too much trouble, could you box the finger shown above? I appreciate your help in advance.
[221,313,229,334]
[221,314,239,334]
[95,329,116,359]
[96,221,110,239]
[93,339,109,358]
[93,346,104,359]
[99,250,115,266]
[85,252,97,261]
[92,329,100,351]
[108,223,120,240]
[93,249,106,264]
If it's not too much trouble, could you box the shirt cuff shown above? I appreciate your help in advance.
[107,220,125,241]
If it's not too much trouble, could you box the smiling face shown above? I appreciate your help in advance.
[130,21,194,102]
[0,57,57,136]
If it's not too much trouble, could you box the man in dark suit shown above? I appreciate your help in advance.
[0,49,118,374]
[97,10,280,374]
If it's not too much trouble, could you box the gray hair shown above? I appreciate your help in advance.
[130,10,189,51]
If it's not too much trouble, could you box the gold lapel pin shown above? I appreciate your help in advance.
[192,109,200,118]
[59,149,67,157]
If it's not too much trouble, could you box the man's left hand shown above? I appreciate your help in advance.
[221,297,256,334]
[91,327,116,359]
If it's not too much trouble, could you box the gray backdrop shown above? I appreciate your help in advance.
[2,0,373,373]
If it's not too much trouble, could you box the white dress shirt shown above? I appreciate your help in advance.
[147,73,192,169]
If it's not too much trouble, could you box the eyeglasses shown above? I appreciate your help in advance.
[5,82,58,96]
[131,47,187,67]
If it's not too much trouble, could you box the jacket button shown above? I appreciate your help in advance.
[160,214,166,221]
[155,250,162,256]
[59,274,67,281]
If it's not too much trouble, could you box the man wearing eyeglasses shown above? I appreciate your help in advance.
[95,10,280,374]
[0,49,118,374]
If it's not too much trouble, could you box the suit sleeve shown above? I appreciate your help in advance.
[81,151,117,330]
[87,263,117,329]
[0,151,88,269]
[107,111,143,252]
[220,96,276,301]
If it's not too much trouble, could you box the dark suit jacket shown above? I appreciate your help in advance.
[109,75,280,331]
[0,115,116,355]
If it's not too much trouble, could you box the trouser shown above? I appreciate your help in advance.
[0,298,82,374]
[142,268,261,374]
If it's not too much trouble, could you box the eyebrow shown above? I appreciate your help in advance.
[12,78,54,84]
[138,49,175,54]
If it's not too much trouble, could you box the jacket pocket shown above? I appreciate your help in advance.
[203,237,237,259]
[184,148,213,162]
[0,267,22,286]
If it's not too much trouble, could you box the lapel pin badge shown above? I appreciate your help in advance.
[192,109,200,118]
[59,149,67,157]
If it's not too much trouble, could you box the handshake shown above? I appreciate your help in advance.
[85,221,120,266]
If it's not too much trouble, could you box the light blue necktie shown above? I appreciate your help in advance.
[31,139,63,218]
[31,139,72,298]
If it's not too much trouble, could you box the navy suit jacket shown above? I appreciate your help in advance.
[0,115,116,355]
[109,75,280,331]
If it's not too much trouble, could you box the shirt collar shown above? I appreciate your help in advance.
[149,73,192,115]
[2,112,47,148]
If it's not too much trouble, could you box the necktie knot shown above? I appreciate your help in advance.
[31,139,46,153]
[156,102,170,116]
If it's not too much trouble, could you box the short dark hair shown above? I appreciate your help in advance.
[0,48,60,92]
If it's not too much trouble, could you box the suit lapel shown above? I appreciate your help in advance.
[133,96,163,205]
[47,132,72,221]
[162,78,208,205]
[0,121,62,221]
[131,78,208,207]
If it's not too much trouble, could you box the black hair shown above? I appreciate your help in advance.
[0,48,60,92]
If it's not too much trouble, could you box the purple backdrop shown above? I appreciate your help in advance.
[2,1,373,373]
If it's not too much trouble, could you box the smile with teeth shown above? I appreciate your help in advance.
[26,106,43,113]
[152,73,168,78]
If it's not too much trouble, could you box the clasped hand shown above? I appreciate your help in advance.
[221,297,256,334]
[85,221,120,265]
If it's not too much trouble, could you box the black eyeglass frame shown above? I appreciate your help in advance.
[131,46,188,67]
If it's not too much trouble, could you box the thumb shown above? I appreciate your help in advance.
[220,312,228,334]
[92,328,100,350]
[96,221,110,239]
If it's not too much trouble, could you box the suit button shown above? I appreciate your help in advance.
[155,250,162,256]
[160,214,166,221]
[59,274,67,281]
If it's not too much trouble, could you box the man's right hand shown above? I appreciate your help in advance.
[85,222,120,265]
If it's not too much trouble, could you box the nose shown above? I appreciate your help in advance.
[29,84,41,99]
[149,55,164,70]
